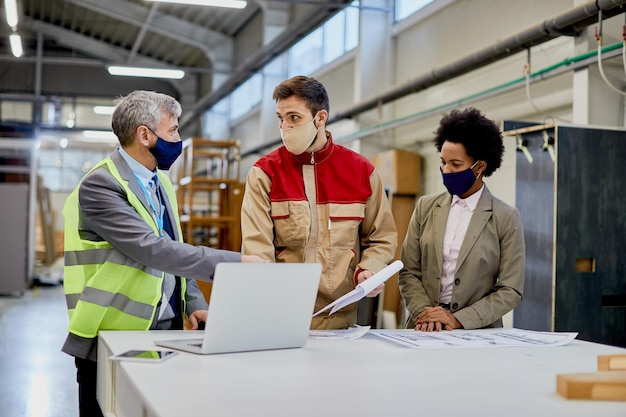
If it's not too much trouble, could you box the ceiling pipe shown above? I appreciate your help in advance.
[179,0,354,130]
[337,45,623,144]
[0,55,224,73]
[328,0,626,124]
[238,0,626,158]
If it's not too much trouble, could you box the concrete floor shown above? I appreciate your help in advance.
[0,284,78,417]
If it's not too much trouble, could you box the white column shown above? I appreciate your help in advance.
[260,5,289,150]
[353,0,393,153]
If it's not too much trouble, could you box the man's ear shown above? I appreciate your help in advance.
[136,125,152,147]
[317,109,328,127]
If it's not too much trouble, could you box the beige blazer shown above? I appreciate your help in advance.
[399,185,525,329]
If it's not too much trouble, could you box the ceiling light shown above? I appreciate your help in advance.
[107,65,185,79]
[93,105,116,115]
[144,0,247,9]
[9,34,22,58]
[4,0,18,28]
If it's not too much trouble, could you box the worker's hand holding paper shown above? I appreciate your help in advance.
[312,260,404,317]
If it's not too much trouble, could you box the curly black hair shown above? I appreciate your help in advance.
[433,107,504,177]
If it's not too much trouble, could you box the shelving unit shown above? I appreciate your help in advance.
[173,138,242,252]
[171,138,243,303]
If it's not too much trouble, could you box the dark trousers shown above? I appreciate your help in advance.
[75,357,104,417]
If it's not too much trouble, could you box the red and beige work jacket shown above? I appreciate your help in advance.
[241,135,397,329]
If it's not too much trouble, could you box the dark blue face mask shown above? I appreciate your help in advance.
[148,130,182,170]
[441,160,479,196]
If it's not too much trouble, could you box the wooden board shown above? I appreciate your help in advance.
[599,355,626,371]
[557,371,626,400]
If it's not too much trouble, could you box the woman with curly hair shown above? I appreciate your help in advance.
[399,107,525,331]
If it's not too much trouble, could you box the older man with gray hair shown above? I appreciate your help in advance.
[62,90,265,416]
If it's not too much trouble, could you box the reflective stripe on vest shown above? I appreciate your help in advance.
[64,248,161,278]
[66,286,155,318]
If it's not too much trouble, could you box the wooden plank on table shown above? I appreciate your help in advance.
[557,371,626,400]
[599,355,626,371]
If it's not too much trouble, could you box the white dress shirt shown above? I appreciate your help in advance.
[440,185,484,303]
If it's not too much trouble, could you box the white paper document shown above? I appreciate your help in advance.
[312,260,404,317]
[370,328,578,348]
[309,325,371,340]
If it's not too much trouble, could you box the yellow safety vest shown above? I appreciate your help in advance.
[63,157,187,338]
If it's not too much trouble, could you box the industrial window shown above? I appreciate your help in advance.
[208,1,360,126]
[38,147,110,192]
[288,0,360,77]
[229,73,263,121]
[395,0,435,21]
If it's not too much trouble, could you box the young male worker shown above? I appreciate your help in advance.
[241,76,397,329]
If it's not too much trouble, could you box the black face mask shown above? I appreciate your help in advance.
[441,161,479,196]
[148,131,182,170]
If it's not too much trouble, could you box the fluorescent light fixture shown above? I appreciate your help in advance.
[4,0,18,28]
[9,34,22,58]
[83,130,117,140]
[59,138,69,149]
[93,105,116,115]
[107,65,185,79]
[144,0,246,8]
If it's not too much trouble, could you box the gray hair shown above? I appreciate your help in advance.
[111,90,182,146]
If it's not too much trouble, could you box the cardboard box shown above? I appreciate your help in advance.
[371,149,421,195]
[383,194,416,324]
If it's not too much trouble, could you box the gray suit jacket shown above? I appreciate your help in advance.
[399,185,525,329]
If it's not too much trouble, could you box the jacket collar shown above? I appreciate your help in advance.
[111,148,153,215]
[291,132,334,165]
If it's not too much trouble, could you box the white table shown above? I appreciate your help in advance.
[97,329,626,417]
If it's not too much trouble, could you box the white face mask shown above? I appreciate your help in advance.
[279,113,320,155]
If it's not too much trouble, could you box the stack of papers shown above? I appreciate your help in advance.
[370,328,578,348]
[312,260,404,317]
[309,326,371,340]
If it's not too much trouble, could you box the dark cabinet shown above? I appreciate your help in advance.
[505,121,626,347]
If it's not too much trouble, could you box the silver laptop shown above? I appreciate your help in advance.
[154,262,321,354]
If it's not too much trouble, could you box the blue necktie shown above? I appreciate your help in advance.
[152,175,174,239]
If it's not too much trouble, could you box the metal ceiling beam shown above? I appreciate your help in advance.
[67,0,231,63]
[17,19,191,98]
[128,3,160,64]
[179,0,354,129]
[21,19,180,68]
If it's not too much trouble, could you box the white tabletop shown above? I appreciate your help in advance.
[98,329,626,417]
